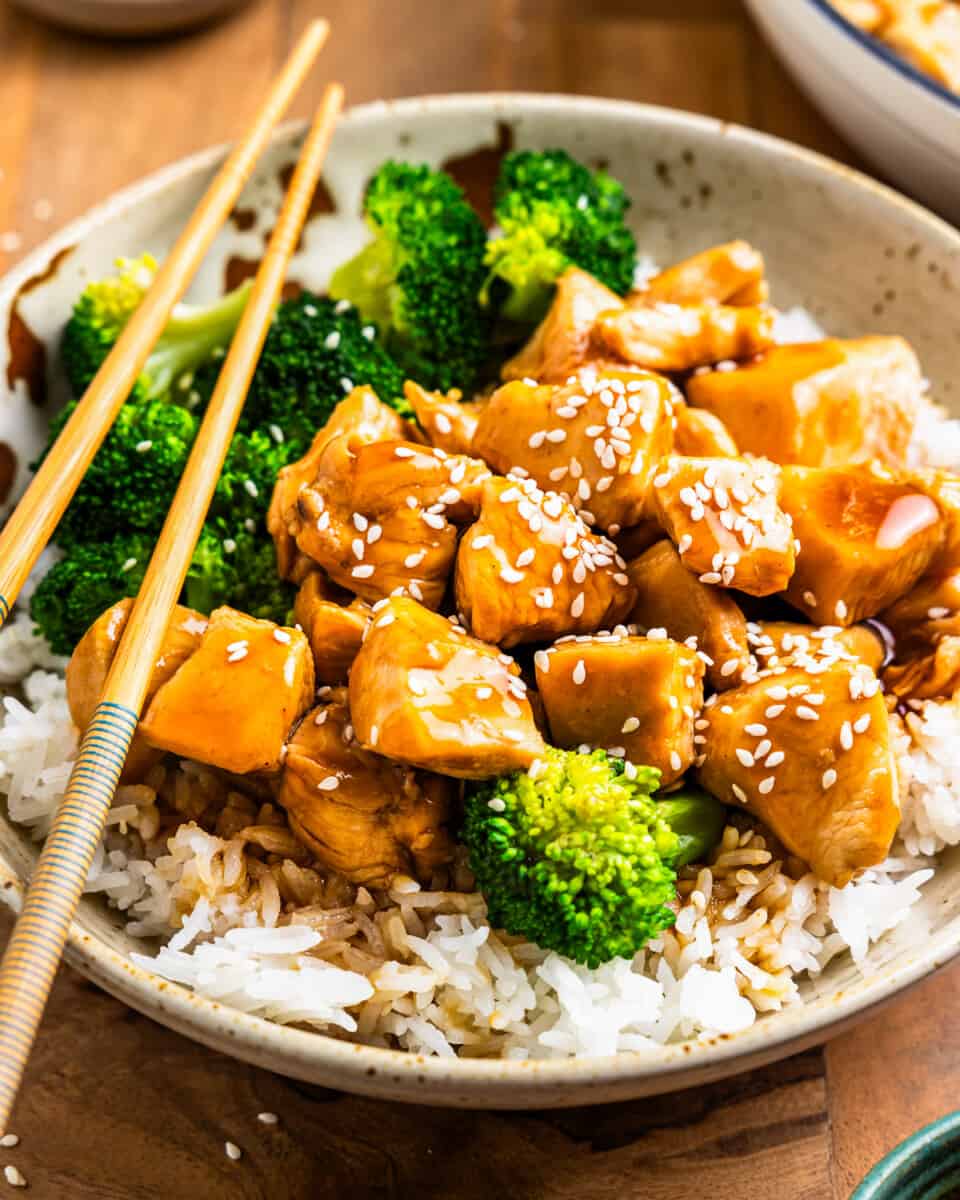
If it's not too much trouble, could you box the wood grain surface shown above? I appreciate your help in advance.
[0,1,957,1196]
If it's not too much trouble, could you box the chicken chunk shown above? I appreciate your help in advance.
[455,476,636,648]
[780,464,943,626]
[293,572,371,684]
[686,339,924,468]
[749,621,887,674]
[269,386,411,579]
[279,697,455,888]
[140,607,314,775]
[502,266,625,384]
[885,2,960,94]
[673,404,738,459]
[404,380,483,456]
[651,455,797,596]
[884,637,960,702]
[613,520,664,561]
[639,241,768,306]
[349,597,546,778]
[911,468,960,571]
[594,300,776,373]
[471,367,676,532]
[535,632,704,787]
[66,599,209,781]
[880,568,960,655]
[697,661,899,886]
[283,423,491,608]
[627,539,752,690]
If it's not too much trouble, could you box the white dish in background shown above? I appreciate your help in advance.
[10,0,250,36]
[744,0,960,222]
[2,94,960,1108]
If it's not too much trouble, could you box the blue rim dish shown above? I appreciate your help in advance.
[805,0,960,112]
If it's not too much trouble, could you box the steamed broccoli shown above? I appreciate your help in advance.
[29,533,153,656]
[483,149,637,324]
[328,162,491,392]
[463,748,680,967]
[237,292,409,450]
[184,527,294,623]
[61,254,250,403]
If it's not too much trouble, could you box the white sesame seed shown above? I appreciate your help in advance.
[572,660,586,685]
[621,716,640,734]
[324,330,341,349]
[822,768,838,791]
[394,446,416,459]
[767,686,788,701]
[273,629,292,644]
[0,1137,18,1150]
[755,739,772,760]
[803,591,818,608]
[835,599,848,621]
[745,723,767,737]
[570,593,586,619]
[516,548,536,568]
[854,713,872,734]
[765,750,785,768]
[765,704,786,719]
[223,538,237,553]
[732,784,748,804]
[318,777,340,791]
[669,750,683,772]
[500,566,525,584]
[758,776,775,795]
[135,439,153,453]
[796,706,820,721]
[257,1112,279,1125]
[735,748,755,768]
[699,572,722,585]
[225,1142,242,1162]
[534,650,550,674]
[352,564,375,579]
[840,721,854,751]
[120,557,138,573]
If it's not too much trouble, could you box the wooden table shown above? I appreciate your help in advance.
[0,1,956,1195]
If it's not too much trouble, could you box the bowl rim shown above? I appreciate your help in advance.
[851,1109,960,1198]
[4,90,960,1105]
[803,0,960,113]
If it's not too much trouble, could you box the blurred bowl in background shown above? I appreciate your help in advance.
[10,0,251,37]
[851,1111,960,1199]
[744,0,960,223]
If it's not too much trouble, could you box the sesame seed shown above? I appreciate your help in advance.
[570,593,585,619]
[758,776,775,795]
[796,706,820,721]
[135,439,153,453]
[755,739,772,759]
[225,1142,242,1162]
[766,686,788,701]
[835,599,848,621]
[352,564,375,579]
[257,1112,279,1125]
[699,572,722,585]
[621,716,640,734]
[572,660,587,685]
[534,588,554,609]
[735,748,755,768]
[822,768,838,790]
[669,750,682,772]
[765,751,785,767]
[803,591,818,608]
[223,538,237,553]
[0,1138,17,1150]
[516,548,536,568]
[120,557,138,573]
[840,721,854,751]
[3,1165,26,1187]
[854,713,871,734]
[314,709,328,725]
[745,723,767,737]
[765,704,786,719]
[422,512,445,531]
[534,650,550,673]
[352,538,365,560]
[732,784,748,804]
[273,629,292,644]
[318,777,340,791]
[394,446,416,459]
[500,566,525,584]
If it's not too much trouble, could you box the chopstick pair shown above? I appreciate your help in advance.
[0,30,344,1131]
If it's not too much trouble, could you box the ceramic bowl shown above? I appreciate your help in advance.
[2,94,960,1109]
[852,1111,960,1199]
[744,0,960,223]
[11,0,250,37]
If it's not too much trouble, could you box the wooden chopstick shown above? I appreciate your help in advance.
[0,17,330,631]
[0,81,345,1133]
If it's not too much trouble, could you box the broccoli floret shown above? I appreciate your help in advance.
[184,527,294,623]
[483,149,637,324]
[45,399,199,547]
[239,292,409,449]
[463,748,680,967]
[328,162,491,392]
[29,533,153,656]
[61,254,250,403]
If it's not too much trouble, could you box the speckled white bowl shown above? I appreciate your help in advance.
[2,95,960,1108]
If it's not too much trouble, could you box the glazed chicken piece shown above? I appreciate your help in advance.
[594,300,776,373]
[828,0,886,31]
[278,407,491,609]
[912,468,960,571]
[885,2,960,94]
[471,367,676,532]
[501,266,625,383]
[279,696,456,888]
[885,637,960,701]
[686,339,924,468]
[140,606,314,775]
[673,404,739,459]
[535,632,704,787]
[751,621,888,675]
[293,572,371,684]
[697,660,900,887]
[880,568,960,654]
[349,597,546,778]
[269,386,411,580]
[627,539,751,690]
[780,464,943,626]
[613,520,664,561]
[66,599,208,781]
[455,476,636,648]
[404,380,483,456]
[651,455,797,596]
[639,241,768,306]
